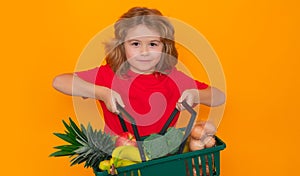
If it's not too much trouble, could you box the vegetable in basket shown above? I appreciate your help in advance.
[189,121,217,152]
[143,127,184,159]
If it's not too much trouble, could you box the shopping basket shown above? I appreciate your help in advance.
[94,101,226,176]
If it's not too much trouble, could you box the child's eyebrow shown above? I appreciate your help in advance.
[149,40,161,42]
[126,39,161,43]
[126,39,140,42]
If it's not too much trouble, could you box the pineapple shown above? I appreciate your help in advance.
[50,117,115,168]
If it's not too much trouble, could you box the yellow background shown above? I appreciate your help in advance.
[1,0,299,175]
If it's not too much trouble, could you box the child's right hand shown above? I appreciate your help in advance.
[101,88,125,114]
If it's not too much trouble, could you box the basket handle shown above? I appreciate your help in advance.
[116,103,147,162]
[116,101,196,161]
[177,101,196,154]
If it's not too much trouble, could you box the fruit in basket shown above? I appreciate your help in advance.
[110,157,120,167]
[50,118,115,168]
[108,157,140,176]
[119,159,138,167]
[115,132,137,147]
[183,137,191,153]
[110,157,137,167]
[112,145,148,162]
[112,158,138,167]
[99,160,111,172]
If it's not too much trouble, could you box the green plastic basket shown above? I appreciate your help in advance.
[94,136,226,176]
[94,102,226,176]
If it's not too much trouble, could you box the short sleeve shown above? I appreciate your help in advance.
[75,65,114,88]
[75,67,100,84]
[195,80,209,89]
[168,68,209,92]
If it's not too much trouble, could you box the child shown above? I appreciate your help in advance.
[52,7,225,136]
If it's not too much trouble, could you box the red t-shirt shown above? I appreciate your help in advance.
[76,64,208,136]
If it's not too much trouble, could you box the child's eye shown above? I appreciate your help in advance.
[131,42,140,47]
[149,42,159,47]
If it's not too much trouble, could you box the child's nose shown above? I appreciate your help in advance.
[140,45,149,56]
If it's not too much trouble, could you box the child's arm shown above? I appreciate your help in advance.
[177,87,225,110]
[52,73,125,113]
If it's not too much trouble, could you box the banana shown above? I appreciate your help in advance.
[111,157,138,168]
[110,157,121,168]
[183,137,191,153]
[99,160,111,172]
[118,159,138,167]
[112,145,149,162]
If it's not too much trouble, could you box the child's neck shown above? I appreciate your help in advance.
[129,68,156,75]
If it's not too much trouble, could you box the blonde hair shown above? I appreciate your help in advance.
[105,7,178,75]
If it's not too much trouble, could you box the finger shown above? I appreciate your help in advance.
[115,94,125,108]
[178,94,185,103]
[185,95,194,107]
[176,102,184,111]
[110,97,120,114]
[176,102,180,110]
[179,91,188,103]
[177,94,187,111]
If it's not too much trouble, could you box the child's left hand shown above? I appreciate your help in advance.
[176,89,199,111]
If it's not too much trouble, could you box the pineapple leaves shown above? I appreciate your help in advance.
[68,117,88,143]
[53,133,81,146]
[50,117,115,168]
[50,150,75,157]
[54,145,79,152]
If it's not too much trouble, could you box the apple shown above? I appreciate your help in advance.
[115,132,137,147]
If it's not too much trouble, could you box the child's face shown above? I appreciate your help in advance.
[124,25,163,74]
